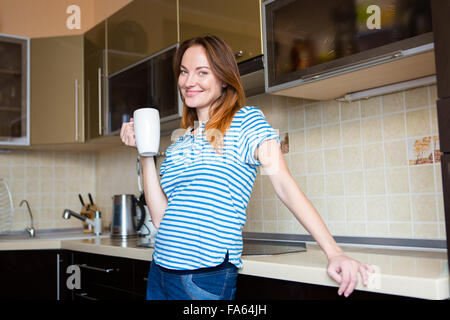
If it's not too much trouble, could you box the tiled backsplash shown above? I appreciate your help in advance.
[0,151,96,230]
[0,84,444,240]
[245,85,445,240]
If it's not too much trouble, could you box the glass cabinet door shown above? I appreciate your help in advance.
[0,34,29,145]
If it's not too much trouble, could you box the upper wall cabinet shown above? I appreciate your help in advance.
[30,35,84,145]
[179,0,263,63]
[0,34,29,146]
[263,0,435,100]
[107,0,178,76]
[84,21,107,141]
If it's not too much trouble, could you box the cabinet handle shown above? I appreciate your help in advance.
[98,67,102,136]
[75,292,98,301]
[78,263,118,273]
[143,277,148,282]
[235,50,244,58]
[74,79,78,141]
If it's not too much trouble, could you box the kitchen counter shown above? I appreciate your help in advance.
[1,235,448,300]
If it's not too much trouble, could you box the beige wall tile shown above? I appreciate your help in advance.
[362,118,382,143]
[389,222,412,238]
[364,170,386,195]
[290,130,305,153]
[307,175,325,196]
[414,223,438,239]
[343,146,362,171]
[412,195,437,222]
[382,92,404,114]
[341,121,361,145]
[386,167,410,194]
[323,124,341,147]
[344,172,364,196]
[324,148,342,172]
[326,173,344,196]
[327,198,345,221]
[290,153,306,175]
[384,141,408,167]
[405,86,429,109]
[306,127,323,150]
[410,165,435,193]
[388,195,411,221]
[305,103,322,127]
[346,197,365,222]
[363,143,384,169]
[383,113,406,140]
[341,101,360,121]
[323,100,340,124]
[361,96,381,118]
[406,109,430,137]
[306,151,324,174]
[290,105,305,130]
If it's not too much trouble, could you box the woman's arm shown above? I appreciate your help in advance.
[256,139,372,297]
[141,156,168,229]
[120,119,168,228]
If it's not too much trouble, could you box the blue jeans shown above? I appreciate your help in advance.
[146,258,238,300]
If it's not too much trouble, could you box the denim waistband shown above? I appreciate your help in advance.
[156,252,235,275]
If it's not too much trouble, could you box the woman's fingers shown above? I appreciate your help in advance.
[120,121,136,147]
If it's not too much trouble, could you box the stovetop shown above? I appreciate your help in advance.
[242,239,307,256]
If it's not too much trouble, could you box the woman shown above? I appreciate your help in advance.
[120,35,373,300]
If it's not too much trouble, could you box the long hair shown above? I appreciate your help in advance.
[173,35,246,154]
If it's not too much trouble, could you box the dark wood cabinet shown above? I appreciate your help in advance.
[235,274,418,300]
[71,252,150,300]
[0,250,72,300]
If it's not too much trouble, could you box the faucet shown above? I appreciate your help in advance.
[20,200,35,238]
[62,208,102,236]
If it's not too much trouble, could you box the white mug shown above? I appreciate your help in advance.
[133,108,160,156]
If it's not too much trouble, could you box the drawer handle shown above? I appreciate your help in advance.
[75,292,98,301]
[78,264,118,273]
[235,50,243,58]
[143,277,148,282]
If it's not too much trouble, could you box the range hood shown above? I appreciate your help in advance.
[239,55,265,97]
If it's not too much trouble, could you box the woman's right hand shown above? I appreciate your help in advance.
[120,117,136,147]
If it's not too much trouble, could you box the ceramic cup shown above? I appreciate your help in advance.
[133,108,160,156]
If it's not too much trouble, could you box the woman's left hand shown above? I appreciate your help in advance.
[326,254,374,297]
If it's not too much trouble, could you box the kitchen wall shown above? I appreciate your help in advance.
[245,84,444,240]
[1,84,444,240]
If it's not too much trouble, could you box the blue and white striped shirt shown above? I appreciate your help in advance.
[153,106,281,270]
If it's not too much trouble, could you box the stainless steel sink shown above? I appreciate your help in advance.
[0,228,109,241]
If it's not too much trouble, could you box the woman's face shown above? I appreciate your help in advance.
[178,45,224,114]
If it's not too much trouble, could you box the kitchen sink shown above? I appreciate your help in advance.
[0,228,109,241]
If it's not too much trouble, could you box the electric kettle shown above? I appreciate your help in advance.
[110,194,145,238]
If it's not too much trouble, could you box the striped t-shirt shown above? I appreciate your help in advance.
[153,106,281,270]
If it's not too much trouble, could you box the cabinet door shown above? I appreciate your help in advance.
[0,250,63,300]
[108,0,178,75]
[30,35,84,144]
[84,21,106,140]
[0,35,29,145]
[179,0,263,63]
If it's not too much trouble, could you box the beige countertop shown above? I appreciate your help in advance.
[1,235,448,300]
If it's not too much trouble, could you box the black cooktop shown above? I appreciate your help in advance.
[242,239,307,256]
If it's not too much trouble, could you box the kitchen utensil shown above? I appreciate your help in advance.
[133,108,160,156]
[88,193,94,206]
[78,194,86,207]
[111,194,145,238]
[0,178,14,233]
